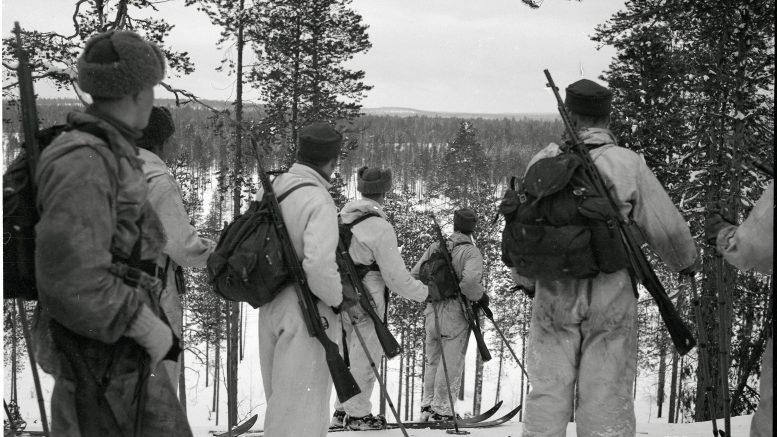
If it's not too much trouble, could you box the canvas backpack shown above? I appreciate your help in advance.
[418,240,472,301]
[207,182,314,308]
[337,212,383,280]
[499,149,629,281]
[3,123,112,300]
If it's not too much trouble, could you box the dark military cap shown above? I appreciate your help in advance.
[565,79,612,116]
[296,122,343,163]
[454,208,478,233]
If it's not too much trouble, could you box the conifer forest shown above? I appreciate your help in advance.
[2,0,774,435]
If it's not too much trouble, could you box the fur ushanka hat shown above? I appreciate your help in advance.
[77,30,166,98]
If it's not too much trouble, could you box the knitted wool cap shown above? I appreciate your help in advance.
[296,122,343,163]
[77,30,166,98]
[137,106,175,150]
[454,208,478,233]
[565,79,612,116]
[357,166,392,194]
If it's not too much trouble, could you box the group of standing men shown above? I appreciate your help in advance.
[25,28,771,437]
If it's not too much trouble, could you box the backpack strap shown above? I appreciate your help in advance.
[343,212,384,277]
[277,182,316,203]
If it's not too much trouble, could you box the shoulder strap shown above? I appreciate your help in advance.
[277,182,316,203]
[346,211,382,229]
[452,241,473,249]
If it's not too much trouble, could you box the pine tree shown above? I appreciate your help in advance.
[248,0,372,165]
[593,0,774,420]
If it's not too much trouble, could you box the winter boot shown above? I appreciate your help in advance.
[430,410,461,422]
[330,409,346,428]
[345,413,387,430]
[419,405,433,422]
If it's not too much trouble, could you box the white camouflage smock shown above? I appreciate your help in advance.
[138,148,216,390]
[334,198,428,418]
[256,163,343,437]
[520,128,697,437]
[412,231,485,416]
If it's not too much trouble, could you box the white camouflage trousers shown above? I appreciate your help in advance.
[421,299,469,416]
[523,270,638,437]
[333,288,386,418]
[259,286,339,437]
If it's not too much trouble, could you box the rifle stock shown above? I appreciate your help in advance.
[543,69,696,356]
[429,215,492,362]
[337,240,402,359]
[250,138,360,403]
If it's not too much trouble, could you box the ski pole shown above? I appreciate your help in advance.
[347,313,409,437]
[432,305,468,435]
[482,313,529,380]
[689,276,721,436]
[16,299,50,437]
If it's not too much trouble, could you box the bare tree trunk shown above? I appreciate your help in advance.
[668,349,679,423]
[404,337,410,421]
[227,2,245,428]
[179,305,187,414]
[520,313,527,421]
[205,340,209,388]
[473,338,484,415]
[657,332,667,418]
[398,328,404,418]
[410,352,416,421]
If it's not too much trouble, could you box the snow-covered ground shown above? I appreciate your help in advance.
[193,414,757,436]
[7,306,758,436]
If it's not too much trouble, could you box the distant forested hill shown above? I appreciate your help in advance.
[3,100,562,186]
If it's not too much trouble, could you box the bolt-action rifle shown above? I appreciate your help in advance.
[12,21,50,437]
[544,69,696,355]
[430,214,492,362]
[250,137,360,403]
[336,239,402,359]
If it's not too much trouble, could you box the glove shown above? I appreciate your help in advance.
[474,293,493,320]
[705,213,734,246]
[425,282,442,302]
[126,305,175,369]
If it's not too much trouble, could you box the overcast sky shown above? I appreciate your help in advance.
[2,0,626,113]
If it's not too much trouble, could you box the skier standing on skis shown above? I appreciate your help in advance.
[706,180,773,437]
[330,166,432,430]
[257,122,358,437]
[514,79,698,437]
[411,208,486,421]
[136,106,216,392]
[32,30,191,436]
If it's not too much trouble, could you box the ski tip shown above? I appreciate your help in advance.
[213,414,259,437]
